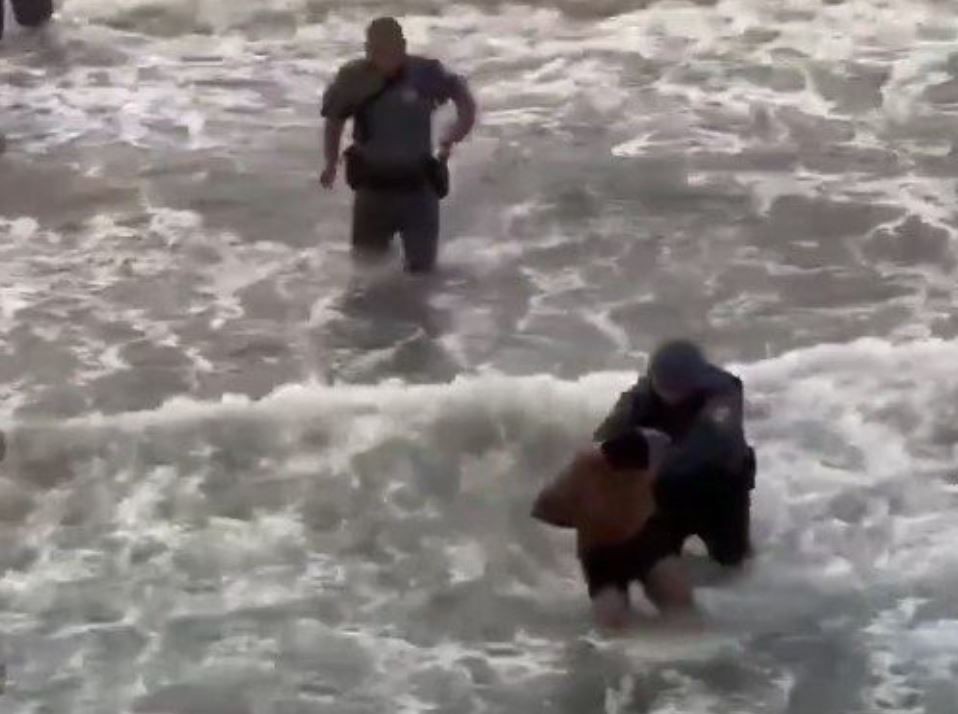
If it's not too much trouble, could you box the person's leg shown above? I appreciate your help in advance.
[641,556,696,616]
[351,189,397,264]
[591,586,632,631]
[397,187,440,274]
[580,545,634,631]
[626,511,697,616]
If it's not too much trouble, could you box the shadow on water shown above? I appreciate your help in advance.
[308,264,467,385]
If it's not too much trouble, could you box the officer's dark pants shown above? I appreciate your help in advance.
[646,453,756,568]
[351,186,440,274]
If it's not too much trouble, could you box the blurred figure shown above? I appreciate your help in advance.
[319,16,477,274]
[1,0,54,41]
[595,339,757,572]
[532,428,698,631]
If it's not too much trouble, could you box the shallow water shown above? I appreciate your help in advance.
[2,1,958,712]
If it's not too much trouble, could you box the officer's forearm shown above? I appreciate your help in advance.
[442,81,477,146]
[659,421,728,484]
[323,118,346,166]
[593,383,650,442]
[656,408,746,498]
[593,402,632,442]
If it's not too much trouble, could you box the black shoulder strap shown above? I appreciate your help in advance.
[353,70,404,144]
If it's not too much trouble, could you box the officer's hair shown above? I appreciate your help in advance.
[366,16,404,41]
[600,430,650,471]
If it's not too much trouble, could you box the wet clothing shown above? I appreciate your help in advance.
[352,186,439,272]
[594,364,754,498]
[323,56,460,170]
[579,517,675,598]
[590,361,756,588]
[321,55,466,271]
[1,0,54,39]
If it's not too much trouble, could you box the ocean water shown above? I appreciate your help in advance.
[2,0,958,712]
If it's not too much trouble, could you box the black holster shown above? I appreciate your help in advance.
[425,156,449,199]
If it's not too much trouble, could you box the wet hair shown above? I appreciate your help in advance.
[648,338,707,394]
[366,16,404,42]
[600,429,650,471]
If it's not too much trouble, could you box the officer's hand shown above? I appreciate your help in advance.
[320,162,337,189]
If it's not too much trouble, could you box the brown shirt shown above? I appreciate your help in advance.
[532,448,657,555]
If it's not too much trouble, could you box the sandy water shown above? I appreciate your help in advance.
[2,1,958,712]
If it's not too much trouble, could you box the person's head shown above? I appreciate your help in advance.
[365,16,407,76]
[647,339,708,405]
[600,428,670,474]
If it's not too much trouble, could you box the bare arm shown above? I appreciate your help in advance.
[323,118,346,168]
[440,76,477,149]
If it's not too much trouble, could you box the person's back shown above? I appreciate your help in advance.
[540,445,656,554]
[532,428,695,629]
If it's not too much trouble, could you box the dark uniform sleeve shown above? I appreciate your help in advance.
[415,58,460,104]
[320,66,351,120]
[654,378,749,507]
[320,60,384,120]
[593,378,655,442]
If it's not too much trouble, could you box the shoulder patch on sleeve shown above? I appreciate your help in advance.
[710,404,732,425]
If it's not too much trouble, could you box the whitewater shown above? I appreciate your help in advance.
[2,1,958,712]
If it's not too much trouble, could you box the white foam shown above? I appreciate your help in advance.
[3,331,958,709]
[4,2,958,711]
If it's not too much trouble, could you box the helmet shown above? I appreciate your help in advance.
[648,339,707,397]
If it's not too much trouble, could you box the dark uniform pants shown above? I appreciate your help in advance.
[351,187,440,274]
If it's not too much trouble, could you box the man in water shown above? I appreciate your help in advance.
[594,338,756,572]
[319,16,477,274]
[532,428,698,630]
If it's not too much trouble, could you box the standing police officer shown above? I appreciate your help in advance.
[319,17,477,274]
